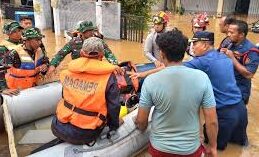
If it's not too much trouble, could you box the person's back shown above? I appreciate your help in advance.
[52,37,120,145]
[186,31,248,150]
[142,65,214,153]
[185,50,242,108]
[136,29,218,157]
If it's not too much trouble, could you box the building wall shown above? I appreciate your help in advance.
[152,0,176,11]
[33,0,52,30]
[248,0,259,15]
[53,0,121,40]
[102,2,121,40]
[222,0,237,15]
[181,0,218,13]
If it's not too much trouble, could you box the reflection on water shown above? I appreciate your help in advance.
[0,14,259,157]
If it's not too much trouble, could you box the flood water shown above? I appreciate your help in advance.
[0,14,259,157]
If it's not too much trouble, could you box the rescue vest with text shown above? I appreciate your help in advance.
[56,58,115,130]
[2,40,45,89]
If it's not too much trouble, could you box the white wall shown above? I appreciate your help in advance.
[33,0,52,30]
[53,0,121,40]
[248,0,259,15]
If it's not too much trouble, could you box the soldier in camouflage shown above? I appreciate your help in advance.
[0,27,49,95]
[0,21,23,92]
[47,20,119,74]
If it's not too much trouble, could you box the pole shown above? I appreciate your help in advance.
[164,0,168,11]
[96,0,103,34]
[217,0,224,17]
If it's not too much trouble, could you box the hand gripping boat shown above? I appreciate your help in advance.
[1,81,153,157]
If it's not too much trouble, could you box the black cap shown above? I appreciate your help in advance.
[190,31,214,42]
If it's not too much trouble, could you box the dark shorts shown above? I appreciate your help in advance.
[148,143,205,157]
[204,100,248,150]
[51,116,104,145]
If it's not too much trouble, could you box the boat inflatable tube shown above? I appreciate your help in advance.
[3,82,62,127]
[28,108,152,157]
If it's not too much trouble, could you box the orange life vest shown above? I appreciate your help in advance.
[3,40,44,89]
[56,58,115,130]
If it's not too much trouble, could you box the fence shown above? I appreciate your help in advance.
[120,14,145,43]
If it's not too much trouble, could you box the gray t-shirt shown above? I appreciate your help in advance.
[144,28,169,62]
[139,65,216,155]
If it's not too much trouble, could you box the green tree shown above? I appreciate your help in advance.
[119,0,160,24]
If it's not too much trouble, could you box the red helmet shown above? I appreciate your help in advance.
[199,12,209,24]
[192,12,209,28]
[192,18,206,28]
[152,11,169,24]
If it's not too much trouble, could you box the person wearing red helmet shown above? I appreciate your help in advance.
[192,13,209,34]
[144,11,169,68]
[188,13,209,56]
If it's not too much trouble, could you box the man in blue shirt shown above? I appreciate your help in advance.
[135,29,218,157]
[220,20,259,104]
[218,15,236,50]
[184,31,248,150]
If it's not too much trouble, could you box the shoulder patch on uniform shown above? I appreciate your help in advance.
[244,57,250,64]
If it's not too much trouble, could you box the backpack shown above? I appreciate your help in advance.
[115,61,139,111]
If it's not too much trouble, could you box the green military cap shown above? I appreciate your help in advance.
[22,27,44,40]
[0,46,8,52]
[3,21,23,34]
[76,20,97,33]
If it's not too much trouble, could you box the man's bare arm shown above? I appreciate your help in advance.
[135,107,151,131]
[203,107,218,157]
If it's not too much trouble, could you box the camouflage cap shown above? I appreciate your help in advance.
[3,21,23,34]
[81,37,104,56]
[22,27,44,40]
[76,21,97,33]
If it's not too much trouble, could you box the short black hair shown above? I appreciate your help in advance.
[156,28,188,62]
[231,20,248,37]
[20,16,32,22]
[224,15,236,25]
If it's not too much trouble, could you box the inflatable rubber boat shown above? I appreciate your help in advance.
[1,63,156,157]
[2,82,152,157]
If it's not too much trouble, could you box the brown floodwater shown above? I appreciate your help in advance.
[0,14,259,157]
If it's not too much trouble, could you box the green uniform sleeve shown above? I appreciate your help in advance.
[103,41,118,65]
[0,46,16,90]
[50,42,73,67]
[0,46,8,65]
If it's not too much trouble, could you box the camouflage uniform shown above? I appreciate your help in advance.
[50,21,118,67]
[0,22,24,91]
[0,46,9,91]
[0,27,49,90]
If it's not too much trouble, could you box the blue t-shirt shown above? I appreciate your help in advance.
[229,39,259,101]
[218,37,232,50]
[184,49,242,108]
[140,65,216,155]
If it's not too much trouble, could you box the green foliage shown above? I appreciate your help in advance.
[119,0,160,27]
[176,5,185,15]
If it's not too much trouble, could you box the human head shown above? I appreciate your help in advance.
[20,16,33,29]
[155,28,188,64]
[192,13,208,34]
[76,20,97,40]
[3,21,23,41]
[152,11,169,33]
[228,20,248,43]
[190,31,214,56]
[219,15,236,34]
[80,37,104,60]
[22,27,44,51]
